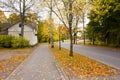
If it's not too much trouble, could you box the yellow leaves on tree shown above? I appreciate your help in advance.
[0,10,7,23]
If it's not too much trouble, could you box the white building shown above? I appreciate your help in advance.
[1,22,38,46]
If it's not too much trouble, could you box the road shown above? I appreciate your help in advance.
[61,42,120,70]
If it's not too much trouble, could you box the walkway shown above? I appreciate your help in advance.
[6,44,68,80]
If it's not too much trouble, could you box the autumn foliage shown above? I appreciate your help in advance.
[50,45,118,79]
[0,55,28,80]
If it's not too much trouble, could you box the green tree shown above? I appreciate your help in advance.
[0,0,35,37]
[7,13,20,23]
[26,13,38,22]
[43,0,89,56]
[87,0,120,46]
[38,20,59,43]
[37,21,44,42]
[58,25,69,41]
[0,10,7,23]
[0,9,7,32]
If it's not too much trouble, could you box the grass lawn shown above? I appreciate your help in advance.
[49,45,118,79]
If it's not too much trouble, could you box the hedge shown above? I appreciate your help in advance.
[11,37,29,48]
[0,35,30,48]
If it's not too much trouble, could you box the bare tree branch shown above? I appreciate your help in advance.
[53,0,69,29]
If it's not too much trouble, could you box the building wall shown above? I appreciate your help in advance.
[8,23,38,45]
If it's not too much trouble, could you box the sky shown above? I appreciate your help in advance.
[1,0,90,29]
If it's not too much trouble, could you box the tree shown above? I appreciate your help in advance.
[7,12,38,24]
[58,24,69,50]
[7,13,20,23]
[0,21,2,32]
[73,27,82,44]
[0,10,7,23]
[38,20,59,43]
[87,0,120,46]
[25,13,38,22]
[41,0,55,48]
[0,0,35,37]
[37,21,44,42]
[58,25,69,41]
[43,0,74,56]
[42,0,89,56]
[0,9,7,32]
[74,0,89,45]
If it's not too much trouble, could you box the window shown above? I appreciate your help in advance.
[19,34,21,36]
[19,24,22,27]
[35,34,37,36]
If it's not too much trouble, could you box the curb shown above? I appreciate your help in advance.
[49,46,70,80]
[55,62,70,80]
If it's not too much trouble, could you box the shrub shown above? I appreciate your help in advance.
[11,37,29,48]
[0,35,14,48]
[108,44,120,48]
[0,35,4,47]
[0,35,29,48]
[4,35,14,48]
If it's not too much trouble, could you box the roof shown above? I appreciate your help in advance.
[1,23,10,31]
[25,22,38,30]
[0,22,37,33]
[0,23,10,35]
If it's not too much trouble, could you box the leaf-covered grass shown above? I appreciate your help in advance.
[0,55,28,80]
[50,45,117,79]
[0,44,39,80]
[0,45,37,80]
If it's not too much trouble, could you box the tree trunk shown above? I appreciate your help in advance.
[83,13,85,45]
[73,33,76,44]
[21,15,25,37]
[59,28,61,50]
[20,0,25,37]
[50,0,54,48]
[69,27,73,56]
[75,17,79,44]
[92,32,95,45]
[69,0,73,56]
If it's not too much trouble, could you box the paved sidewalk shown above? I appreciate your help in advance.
[6,44,68,80]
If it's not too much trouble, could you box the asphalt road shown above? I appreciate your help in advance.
[61,42,120,70]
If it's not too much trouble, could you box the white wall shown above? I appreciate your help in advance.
[8,23,38,46]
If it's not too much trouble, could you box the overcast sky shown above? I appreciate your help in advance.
[1,0,89,29]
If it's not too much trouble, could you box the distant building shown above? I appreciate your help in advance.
[0,22,38,46]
